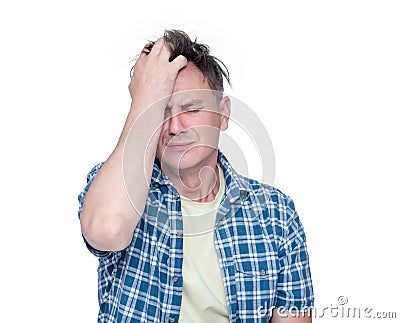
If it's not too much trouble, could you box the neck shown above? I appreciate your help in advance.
[163,150,220,202]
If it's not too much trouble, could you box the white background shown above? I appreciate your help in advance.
[1,1,399,322]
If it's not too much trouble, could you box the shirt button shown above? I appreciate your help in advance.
[260,269,266,276]
[169,317,175,323]
[172,276,179,283]
[176,232,182,238]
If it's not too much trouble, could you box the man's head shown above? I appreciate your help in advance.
[147,30,231,175]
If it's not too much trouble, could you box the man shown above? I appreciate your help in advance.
[78,30,314,322]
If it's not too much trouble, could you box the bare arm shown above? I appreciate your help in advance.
[270,309,312,323]
[80,39,187,251]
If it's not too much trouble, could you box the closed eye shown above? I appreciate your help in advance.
[183,105,203,114]
[186,109,200,114]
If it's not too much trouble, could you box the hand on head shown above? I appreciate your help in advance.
[128,38,188,107]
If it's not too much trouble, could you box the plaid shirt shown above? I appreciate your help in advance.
[78,151,314,322]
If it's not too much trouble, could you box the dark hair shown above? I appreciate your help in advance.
[138,30,231,92]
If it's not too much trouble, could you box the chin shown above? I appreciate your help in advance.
[160,146,215,172]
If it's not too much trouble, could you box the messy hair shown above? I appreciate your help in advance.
[135,29,231,92]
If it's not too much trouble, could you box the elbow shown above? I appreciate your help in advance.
[80,210,133,251]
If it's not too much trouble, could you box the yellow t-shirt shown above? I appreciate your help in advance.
[178,165,229,323]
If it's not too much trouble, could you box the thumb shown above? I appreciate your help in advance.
[170,55,188,72]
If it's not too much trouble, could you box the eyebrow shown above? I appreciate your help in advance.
[181,99,202,110]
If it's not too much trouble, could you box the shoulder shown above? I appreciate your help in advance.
[238,174,298,223]
[218,151,297,222]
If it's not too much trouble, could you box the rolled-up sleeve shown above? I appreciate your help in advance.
[77,162,110,257]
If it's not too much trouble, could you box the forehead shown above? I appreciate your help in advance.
[172,62,211,93]
[167,90,219,112]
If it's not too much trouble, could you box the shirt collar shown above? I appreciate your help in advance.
[217,150,251,203]
[151,157,171,186]
[151,150,251,202]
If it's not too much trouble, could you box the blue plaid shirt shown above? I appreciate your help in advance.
[78,151,314,322]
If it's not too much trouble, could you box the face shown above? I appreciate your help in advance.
[156,63,230,173]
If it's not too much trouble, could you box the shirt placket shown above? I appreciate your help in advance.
[164,188,184,323]
[214,196,240,323]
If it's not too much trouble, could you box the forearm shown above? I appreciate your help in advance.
[80,38,187,252]
[270,309,312,323]
[80,101,164,251]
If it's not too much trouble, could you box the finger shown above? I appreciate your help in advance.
[138,50,148,60]
[140,48,150,56]
[149,38,166,56]
[158,42,172,61]
[132,51,147,72]
[170,54,188,71]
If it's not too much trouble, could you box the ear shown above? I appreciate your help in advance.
[219,95,231,131]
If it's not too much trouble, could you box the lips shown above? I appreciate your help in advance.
[166,141,194,151]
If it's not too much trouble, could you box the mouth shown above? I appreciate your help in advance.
[165,141,195,151]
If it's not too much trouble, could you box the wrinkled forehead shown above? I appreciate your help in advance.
[167,89,220,110]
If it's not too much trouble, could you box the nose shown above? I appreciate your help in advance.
[167,110,185,135]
